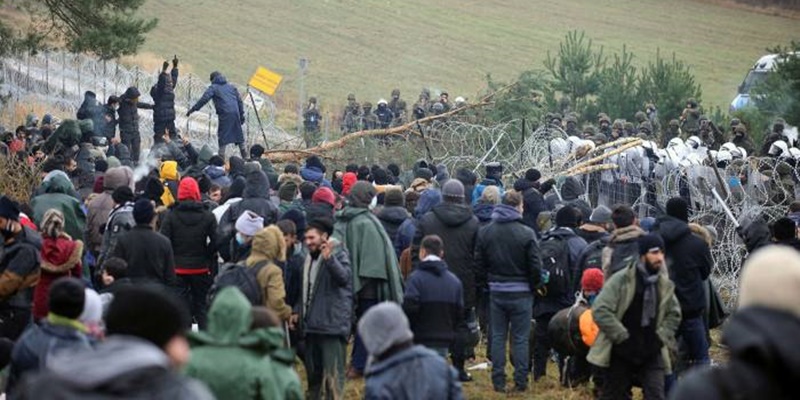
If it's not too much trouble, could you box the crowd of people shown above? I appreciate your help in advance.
[0,61,798,400]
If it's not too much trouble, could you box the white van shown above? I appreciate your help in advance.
[730,53,797,112]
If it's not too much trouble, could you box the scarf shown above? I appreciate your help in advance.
[636,262,660,327]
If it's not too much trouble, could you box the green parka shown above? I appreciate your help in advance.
[186,287,302,400]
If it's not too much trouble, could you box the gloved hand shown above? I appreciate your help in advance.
[162,61,169,71]
[172,55,179,68]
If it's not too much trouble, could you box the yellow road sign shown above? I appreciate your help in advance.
[248,66,283,96]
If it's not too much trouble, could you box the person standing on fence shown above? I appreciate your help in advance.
[151,56,180,142]
[117,86,154,164]
[187,71,246,159]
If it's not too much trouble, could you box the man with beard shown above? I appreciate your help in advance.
[294,217,352,400]
[588,233,681,400]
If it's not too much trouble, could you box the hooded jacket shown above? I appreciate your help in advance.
[601,225,646,279]
[300,165,332,188]
[365,345,464,400]
[85,167,134,253]
[160,180,218,272]
[334,207,404,303]
[670,307,800,400]
[188,73,245,146]
[246,226,292,320]
[15,336,214,399]
[111,224,177,287]
[514,178,548,232]
[203,165,231,188]
[656,216,712,317]
[377,205,410,258]
[31,173,86,242]
[33,234,83,320]
[298,241,353,338]
[0,227,42,309]
[117,87,153,137]
[150,67,179,123]
[97,202,135,267]
[76,91,106,139]
[475,204,542,292]
[416,202,479,309]
[186,287,302,400]
[403,258,464,348]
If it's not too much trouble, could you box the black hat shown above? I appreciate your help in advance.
[95,159,109,173]
[555,205,580,228]
[112,186,134,204]
[525,168,541,182]
[415,168,433,182]
[106,285,189,348]
[307,216,334,236]
[666,197,689,222]
[0,196,20,221]
[48,277,86,319]
[133,198,155,225]
[306,155,326,173]
[250,144,265,159]
[280,208,307,237]
[638,233,665,256]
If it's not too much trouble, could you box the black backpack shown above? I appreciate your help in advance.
[538,230,573,298]
[208,261,268,306]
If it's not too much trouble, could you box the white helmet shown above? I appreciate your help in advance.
[454,96,465,103]
[686,136,701,149]
[720,142,738,153]
[549,137,569,156]
[715,150,732,163]
[737,147,748,159]
[769,140,789,157]
[790,147,800,160]
[667,138,684,148]
[708,150,718,160]
[377,98,388,106]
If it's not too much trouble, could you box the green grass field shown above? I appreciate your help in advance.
[137,0,799,114]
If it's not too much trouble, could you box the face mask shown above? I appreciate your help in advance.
[235,233,247,246]
[587,294,597,305]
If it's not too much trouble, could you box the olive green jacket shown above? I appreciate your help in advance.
[587,261,682,373]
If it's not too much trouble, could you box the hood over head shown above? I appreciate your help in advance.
[414,189,442,219]
[492,203,522,223]
[247,225,286,265]
[432,203,473,227]
[242,169,270,199]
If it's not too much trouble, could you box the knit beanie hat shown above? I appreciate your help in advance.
[280,209,307,237]
[525,168,541,182]
[235,210,264,237]
[349,181,376,208]
[312,187,336,207]
[415,168,433,182]
[133,198,155,225]
[638,233,665,256]
[384,186,405,207]
[342,172,357,196]
[357,302,414,358]
[441,179,465,202]
[41,209,65,239]
[48,277,86,319]
[0,196,20,221]
[112,186,134,205]
[666,197,689,222]
[739,246,800,319]
[581,268,604,293]
[278,181,298,202]
[435,164,450,185]
[589,205,612,225]
[106,285,189,348]
[555,205,579,228]
[177,177,201,202]
[103,166,134,191]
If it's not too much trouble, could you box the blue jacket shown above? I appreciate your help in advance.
[190,73,244,145]
[403,259,464,348]
[203,165,232,188]
[365,345,463,400]
[300,166,332,188]
[471,178,505,205]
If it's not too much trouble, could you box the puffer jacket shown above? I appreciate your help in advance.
[160,201,218,272]
[365,345,463,400]
[150,67,179,123]
[416,203,480,308]
[587,260,681,373]
[298,242,353,339]
[117,87,153,138]
[475,204,542,292]
[656,216,712,317]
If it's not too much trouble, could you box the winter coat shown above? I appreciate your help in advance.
[299,243,353,339]
[76,92,106,138]
[255,158,279,189]
[0,227,42,309]
[416,203,479,308]
[85,192,115,253]
[365,345,464,400]
[601,225,646,279]
[231,169,278,224]
[472,203,493,226]
[110,225,177,287]
[669,307,800,400]
[245,231,293,320]
[535,227,588,317]
[655,216,712,317]
[576,224,609,245]
[14,336,214,399]
[471,177,504,206]
[475,204,542,292]
[203,165,231,188]
[150,68,179,123]
[31,173,86,242]
[160,201,217,272]
[42,120,81,155]
[186,287,302,400]
[102,104,117,140]
[33,235,82,320]
[334,207,404,303]
[376,206,411,259]
[189,74,244,145]
[300,166,332,188]
[587,261,681,373]
[117,87,153,138]
[8,318,92,393]
[403,259,464,348]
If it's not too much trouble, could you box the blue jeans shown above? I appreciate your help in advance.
[677,315,710,369]
[490,291,533,390]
